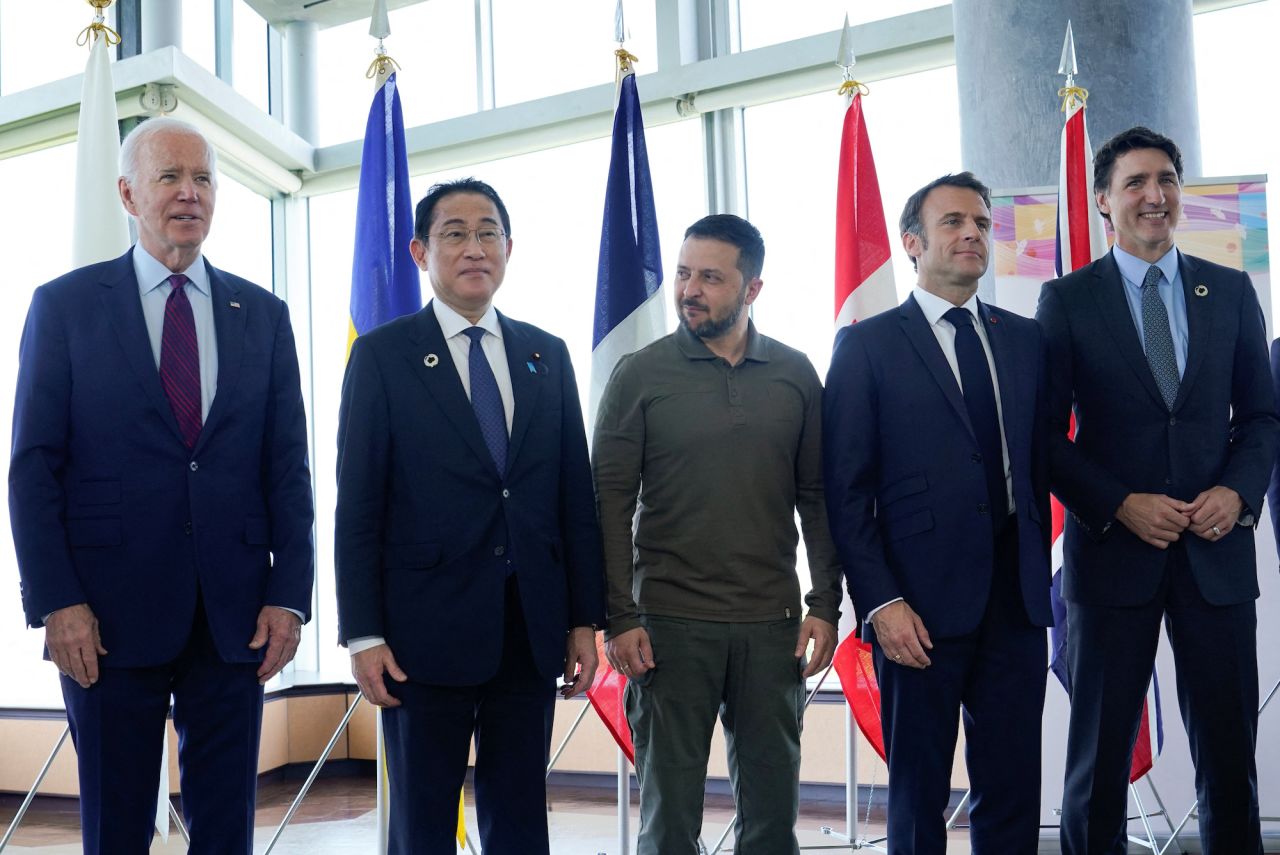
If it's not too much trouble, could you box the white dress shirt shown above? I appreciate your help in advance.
[348,299,514,656]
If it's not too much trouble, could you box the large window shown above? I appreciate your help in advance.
[737,0,950,52]
[314,0,479,147]
[232,0,271,113]
[0,0,115,96]
[0,143,80,706]
[492,0,657,106]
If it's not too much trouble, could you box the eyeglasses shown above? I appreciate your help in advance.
[431,227,507,247]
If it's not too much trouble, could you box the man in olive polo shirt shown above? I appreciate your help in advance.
[593,214,841,855]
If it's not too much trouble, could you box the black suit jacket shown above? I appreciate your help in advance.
[1037,250,1278,607]
[9,249,315,667]
[824,295,1053,638]
[334,301,605,686]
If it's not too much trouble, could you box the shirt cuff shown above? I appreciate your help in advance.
[347,636,387,656]
[270,606,306,622]
[864,597,904,624]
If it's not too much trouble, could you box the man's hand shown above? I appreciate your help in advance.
[1186,485,1243,541]
[1116,493,1193,548]
[870,601,932,669]
[351,644,408,708]
[795,616,837,678]
[561,626,598,699]
[45,603,107,689]
[248,606,302,685]
[604,626,654,680]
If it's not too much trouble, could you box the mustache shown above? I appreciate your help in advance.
[680,299,709,311]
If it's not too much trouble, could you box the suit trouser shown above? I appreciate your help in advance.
[873,521,1046,855]
[382,575,556,855]
[1060,544,1261,855]
[61,597,264,855]
[626,614,805,855]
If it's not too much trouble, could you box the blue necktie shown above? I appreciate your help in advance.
[1140,265,1180,410]
[945,307,1008,531]
[463,326,508,476]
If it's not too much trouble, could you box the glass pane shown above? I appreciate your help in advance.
[0,0,115,95]
[1193,0,1279,331]
[233,0,270,113]
[492,0,658,106]
[0,143,80,706]
[315,0,478,147]
[744,65,961,380]
[202,173,274,289]
[307,116,703,674]
[738,0,950,52]
[182,0,217,73]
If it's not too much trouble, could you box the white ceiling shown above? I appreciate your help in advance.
[242,0,426,29]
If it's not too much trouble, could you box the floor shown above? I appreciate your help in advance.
[0,775,978,854]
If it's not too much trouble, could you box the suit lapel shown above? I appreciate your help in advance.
[194,263,244,452]
[1090,253,1168,409]
[978,300,1020,445]
[1173,251,1209,411]
[899,295,975,440]
[499,313,541,469]
[406,304,501,477]
[99,249,188,447]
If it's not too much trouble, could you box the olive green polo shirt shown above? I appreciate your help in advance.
[592,321,842,638]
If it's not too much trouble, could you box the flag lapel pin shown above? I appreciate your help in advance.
[1194,284,1208,297]
[229,301,241,309]
[424,354,439,368]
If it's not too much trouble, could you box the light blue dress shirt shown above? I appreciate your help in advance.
[1113,245,1189,378]
[133,245,219,421]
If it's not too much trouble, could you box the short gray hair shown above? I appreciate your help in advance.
[119,117,218,185]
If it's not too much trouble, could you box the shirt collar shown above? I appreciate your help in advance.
[1113,244,1180,290]
[674,319,769,363]
[913,285,980,328]
[133,244,210,297]
[432,298,503,341]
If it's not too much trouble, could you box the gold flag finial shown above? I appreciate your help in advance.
[78,0,121,47]
[615,47,639,75]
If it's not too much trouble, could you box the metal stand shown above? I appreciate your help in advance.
[617,748,631,855]
[0,723,189,853]
[1156,676,1280,854]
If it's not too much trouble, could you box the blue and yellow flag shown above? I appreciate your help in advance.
[349,71,420,355]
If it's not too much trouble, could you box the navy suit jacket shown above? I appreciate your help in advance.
[823,295,1053,639]
[1038,250,1278,607]
[334,301,605,686]
[9,248,315,668]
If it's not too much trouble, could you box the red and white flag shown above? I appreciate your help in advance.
[834,90,896,328]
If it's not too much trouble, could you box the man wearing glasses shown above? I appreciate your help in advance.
[335,178,605,854]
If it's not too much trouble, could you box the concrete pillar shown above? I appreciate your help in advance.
[282,20,319,143]
[953,0,1202,189]
[140,0,182,52]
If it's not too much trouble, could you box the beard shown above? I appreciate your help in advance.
[680,292,746,340]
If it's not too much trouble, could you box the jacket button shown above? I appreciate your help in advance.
[184,521,192,535]
[1165,478,1173,485]
[502,489,510,498]
[494,545,506,556]
[977,503,989,514]
[189,461,199,472]
[1168,417,1177,426]
[971,453,982,463]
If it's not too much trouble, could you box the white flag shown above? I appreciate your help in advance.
[72,35,129,268]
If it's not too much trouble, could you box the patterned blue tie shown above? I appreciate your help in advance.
[463,326,508,475]
[1140,265,1180,410]
[945,307,1009,531]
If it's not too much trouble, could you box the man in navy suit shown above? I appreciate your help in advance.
[824,173,1052,854]
[9,118,314,854]
[335,178,605,854]
[1039,126,1277,855]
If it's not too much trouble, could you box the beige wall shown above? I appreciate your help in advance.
[0,691,968,797]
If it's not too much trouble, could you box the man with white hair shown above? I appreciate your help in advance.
[9,117,314,854]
